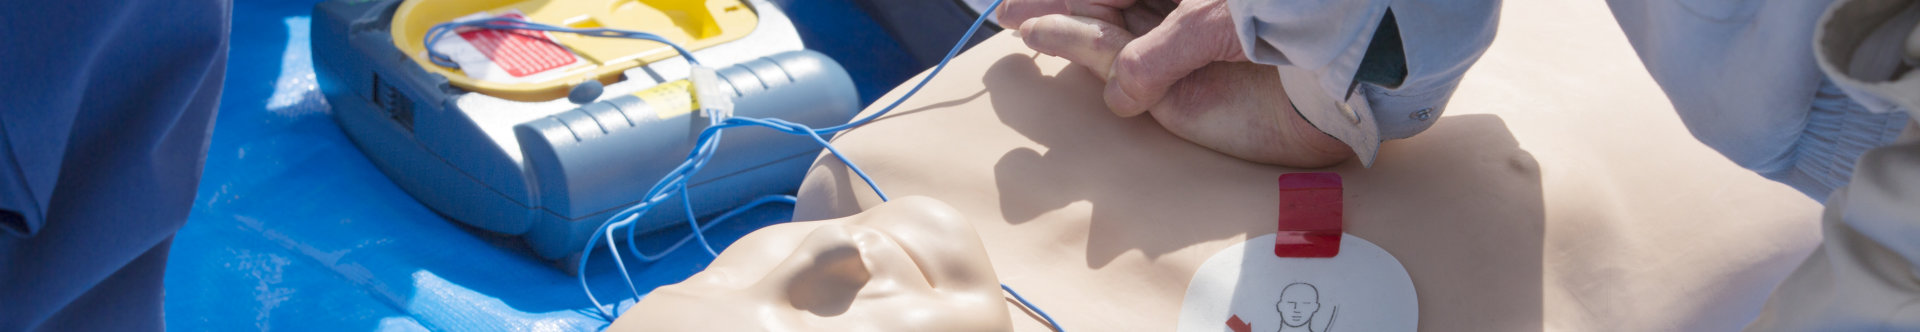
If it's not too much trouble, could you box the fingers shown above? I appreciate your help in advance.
[998,0,1133,31]
[1119,4,1168,36]
[1105,0,1245,116]
[1136,0,1177,16]
[1018,15,1136,77]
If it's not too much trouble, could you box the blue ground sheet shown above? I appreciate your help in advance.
[164,0,924,330]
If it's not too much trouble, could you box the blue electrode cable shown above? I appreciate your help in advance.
[423,2,1064,331]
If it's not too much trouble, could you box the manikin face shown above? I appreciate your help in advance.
[611,196,1012,331]
[1277,283,1320,327]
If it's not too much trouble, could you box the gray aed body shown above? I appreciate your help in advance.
[312,0,859,263]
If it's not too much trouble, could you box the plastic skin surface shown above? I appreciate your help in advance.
[617,4,1826,328]
[611,196,1011,332]
[789,28,1821,331]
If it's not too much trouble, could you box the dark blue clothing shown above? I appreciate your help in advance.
[0,0,229,330]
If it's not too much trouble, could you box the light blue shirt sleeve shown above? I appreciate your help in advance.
[1748,0,1920,327]
[1762,79,1910,199]
[1227,0,1500,141]
[1607,0,1911,201]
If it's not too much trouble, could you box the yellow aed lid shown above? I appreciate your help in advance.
[389,0,758,101]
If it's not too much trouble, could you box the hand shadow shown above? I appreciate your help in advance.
[796,34,1543,330]
[984,54,1545,330]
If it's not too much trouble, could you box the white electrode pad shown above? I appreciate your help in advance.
[1176,233,1416,332]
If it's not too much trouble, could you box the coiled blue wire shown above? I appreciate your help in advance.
[424,2,1063,331]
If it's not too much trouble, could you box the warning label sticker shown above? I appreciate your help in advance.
[632,79,697,119]
[429,11,587,83]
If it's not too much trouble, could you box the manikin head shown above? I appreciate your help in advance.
[610,196,1012,331]
[1276,283,1321,328]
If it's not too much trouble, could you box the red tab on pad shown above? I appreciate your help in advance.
[1276,173,1343,258]
[1226,315,1252,332]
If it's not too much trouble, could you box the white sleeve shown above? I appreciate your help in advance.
[1746,127,1920,330]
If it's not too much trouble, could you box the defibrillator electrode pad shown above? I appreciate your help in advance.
[1178,173,1416,331]
[1177,234,1417,332]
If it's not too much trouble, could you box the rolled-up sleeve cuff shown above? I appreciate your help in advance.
[1760,83,1911,200]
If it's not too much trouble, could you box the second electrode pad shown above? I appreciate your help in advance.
[1176,233,1416,332]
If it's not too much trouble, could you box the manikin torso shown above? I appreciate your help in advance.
[786,30,1819,331]
[618,9,1824,329]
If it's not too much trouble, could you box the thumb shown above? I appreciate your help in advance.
[1018,14,1137,78]
[1104,0,1245,117]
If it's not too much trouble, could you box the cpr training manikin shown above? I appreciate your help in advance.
[607,0,1920,330]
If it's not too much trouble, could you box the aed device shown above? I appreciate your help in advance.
[312,0,860,263]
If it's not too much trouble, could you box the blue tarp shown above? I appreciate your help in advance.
[165,0,917,330]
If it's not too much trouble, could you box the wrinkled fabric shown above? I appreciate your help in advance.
[1759,80,1909,199]
[1747,0,1920,328]
[1606,0,1911,201]
[1748,124,1920,331]
[1227,0,1499,142]
[0,0,229,330]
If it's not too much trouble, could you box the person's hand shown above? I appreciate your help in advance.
[997,0,1244,117]
[1011,14,1352,167]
